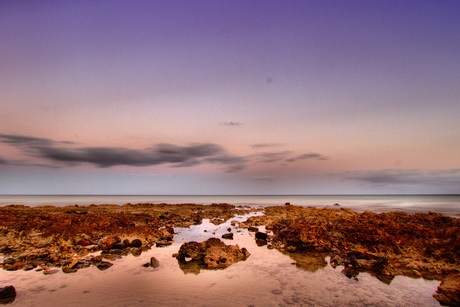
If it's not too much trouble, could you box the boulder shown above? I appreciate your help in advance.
[248,226,259,232]
[175,238,250,271]
[0,286,16,304]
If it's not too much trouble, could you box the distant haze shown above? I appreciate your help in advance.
[1,1,459,194]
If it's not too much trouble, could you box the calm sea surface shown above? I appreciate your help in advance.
[1,194,459,216]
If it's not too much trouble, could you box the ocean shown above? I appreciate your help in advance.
[1,194,459,217]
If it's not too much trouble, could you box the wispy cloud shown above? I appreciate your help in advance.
[0,134,247,172]
[285,153,328,162]
[250,143,284,149]
[251,151,292,163]
[344,169,460,187]
[221,121,242,127]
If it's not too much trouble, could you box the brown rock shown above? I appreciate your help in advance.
[96,261,113,271]
[99,236,121,251]
[175,238,250,272]
[222,233,234,240]
[433,273,460,306]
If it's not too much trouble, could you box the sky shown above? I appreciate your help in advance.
[1,0,460,195]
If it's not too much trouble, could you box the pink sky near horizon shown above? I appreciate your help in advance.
[1,1,459,194]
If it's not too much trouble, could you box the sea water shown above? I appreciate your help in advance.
[1,194,459,216]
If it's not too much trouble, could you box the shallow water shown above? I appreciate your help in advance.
[0,212,441,306]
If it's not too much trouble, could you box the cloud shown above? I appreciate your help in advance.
[251,151,292,163]
[250,143,284,149]
[0,134,247,172]
[344,169,460,187]
[285,153,328,162]
[221,122,242,126]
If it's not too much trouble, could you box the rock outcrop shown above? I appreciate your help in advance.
[174,238,250,273]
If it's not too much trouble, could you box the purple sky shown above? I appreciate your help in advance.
[1,1,459,194]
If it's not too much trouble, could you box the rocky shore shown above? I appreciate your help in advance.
[1,203,459,305]
[243,205,460,306]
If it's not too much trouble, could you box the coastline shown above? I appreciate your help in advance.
[1,202,459,305]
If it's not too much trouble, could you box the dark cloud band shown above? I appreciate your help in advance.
[0,134,246,172]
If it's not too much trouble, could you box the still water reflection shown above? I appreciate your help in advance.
[0,212,440,306]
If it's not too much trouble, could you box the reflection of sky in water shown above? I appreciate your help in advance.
[0,212,440,306]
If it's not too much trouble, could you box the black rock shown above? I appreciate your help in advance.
[255,232,268,241]
[248,226,259,232]
[0,286,16,304]
[222,233,234,240]
[130,239,142,248]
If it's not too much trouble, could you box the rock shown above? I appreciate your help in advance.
[248,226,259,232]
[123,239,131,248]
[175,238,250,272]
[433,273,460,306]
[255,232,268,241]
[342,267,359,279]
[130,239,142,248]
[2,258,15,265]
[150,257,160,268]
[23,264,37,271]
[156,241,172,247]
[76,238,91,246]
[330,255,343,268]
[96,261,113,271]
[285,202,291,206]
[222,233,234,240]
[227,227,232,232]
[255,239,267,246]
[99,236,121,251]
[112,242,125,249]
[43,269,59,275]
[0,286,16,304]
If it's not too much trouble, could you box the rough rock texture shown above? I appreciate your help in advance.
[433,273,460,306]
[175,238,250,273]
[245,205,460,305]
[0,203,252,272]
